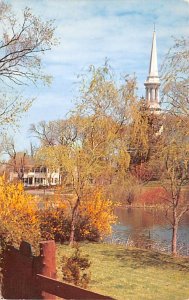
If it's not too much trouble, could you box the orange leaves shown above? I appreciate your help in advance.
[39,206,69,243]
[80,187,116,239]
[38,193,69,242]
[0,176,40,249]
[38,186,116,243]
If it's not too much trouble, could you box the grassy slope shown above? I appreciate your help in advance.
[56,243,189,300]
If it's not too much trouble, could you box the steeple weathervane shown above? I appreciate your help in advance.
[144,29,161,113]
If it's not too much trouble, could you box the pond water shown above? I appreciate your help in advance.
[109,207,189,255]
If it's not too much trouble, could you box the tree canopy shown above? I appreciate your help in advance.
[0,1,56,129]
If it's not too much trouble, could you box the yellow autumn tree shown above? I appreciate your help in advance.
[157,116,189,256]
[34,62,136,244]
[35,115,125,245]
[0,176,40,250]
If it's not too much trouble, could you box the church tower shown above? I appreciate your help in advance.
[144,30,161,113]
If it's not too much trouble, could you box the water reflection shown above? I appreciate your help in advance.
[110,207,189,255]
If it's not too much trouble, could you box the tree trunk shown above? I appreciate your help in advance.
[69,197,80,246]
[172,223,178,256]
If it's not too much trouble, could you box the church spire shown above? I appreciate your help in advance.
[144,29,161,113]
[149,30,158,78]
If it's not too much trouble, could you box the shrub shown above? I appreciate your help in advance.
[38,207,70,243]
[131,161,162,182]
[39,206,105,243]
[62,246,91,288]
[79,187,116,241]
[39,187,116,243]
[131,163,153,182]
[138,187,168,205]
[0,176,40,250]
[38,196,69,242]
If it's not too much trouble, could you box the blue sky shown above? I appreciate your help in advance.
[6,0,189,150]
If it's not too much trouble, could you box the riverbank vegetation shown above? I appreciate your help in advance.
[39,186,116,243]
[0,176,40,250]
[0,176,116,251]
[57,242,189,300]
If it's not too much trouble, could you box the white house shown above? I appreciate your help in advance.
[6,153,61,187]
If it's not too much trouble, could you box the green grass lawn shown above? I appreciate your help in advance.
[56,242,189,300]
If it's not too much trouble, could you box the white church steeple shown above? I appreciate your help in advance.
[144,29,161,113]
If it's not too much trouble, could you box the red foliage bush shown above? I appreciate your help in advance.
[131,163,162,182]
[131,163,154,182]
[137,187,168,205]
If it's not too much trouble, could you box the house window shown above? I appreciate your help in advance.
[35,178,40,184]
[28,178,33,185]
[23,178,28,184]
